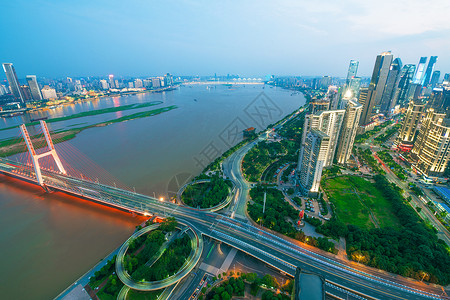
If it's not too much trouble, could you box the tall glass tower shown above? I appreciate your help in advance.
[26,75,43,101]
[423,56,438,86]
[2,63,25,103]
[346,60,359,84]
[413,57,427,85]
[359,51,393,126]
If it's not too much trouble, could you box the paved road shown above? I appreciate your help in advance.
[2,114,449,299]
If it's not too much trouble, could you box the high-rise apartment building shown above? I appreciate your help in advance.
[413,57,428,85]
[359,51,393,126]
[2,63,25,103]
[412,108,450,177]
[26,75,43,101]
[335,99,363,164]
[423,56,438,86]
[298,129,330,195]
[301,109,345,167]
[394,100,426,151]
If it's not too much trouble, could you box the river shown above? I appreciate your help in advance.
[0,84,305,299]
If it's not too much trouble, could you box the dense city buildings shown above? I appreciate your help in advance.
[2,63,25,103]
[335,99,362,164]
[298,129,330,195]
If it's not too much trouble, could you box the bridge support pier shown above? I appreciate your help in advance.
[19,121,66,187]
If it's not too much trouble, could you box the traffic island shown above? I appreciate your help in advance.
[115,219,203,291]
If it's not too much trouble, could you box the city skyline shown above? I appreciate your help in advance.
[1,0,450,78]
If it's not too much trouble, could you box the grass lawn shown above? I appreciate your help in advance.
[322,175,400,229]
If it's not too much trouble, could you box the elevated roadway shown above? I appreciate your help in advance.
[0,156,448,299]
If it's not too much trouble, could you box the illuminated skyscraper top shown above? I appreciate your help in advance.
[2,63,25,103]
[413,57,427,84]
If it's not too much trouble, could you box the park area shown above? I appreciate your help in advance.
[322,175,400,229]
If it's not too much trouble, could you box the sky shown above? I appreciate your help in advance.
[1,0,450,79]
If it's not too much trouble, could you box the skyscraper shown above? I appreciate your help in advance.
[343,60,359,100]
[428,88,450,114]
[443,73,450,83]
[430,71,441,89]
[358,51,393,126]
[346,60,359,84]
[423,56,438,86]
[2,63,25,103]
[393,64,416,107]
[298,129,330,195]
[20,85,32,101]
[394,100,426,151]
[344,77,361,100]
[412,108,450,177]
[413,57,428,85]
[26,75,43,101]
[301,109,345,167]
[379,58,402,115]
[336,99,363,164]
[109,75,115,89]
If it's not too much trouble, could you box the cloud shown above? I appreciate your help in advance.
[345,0,450,37]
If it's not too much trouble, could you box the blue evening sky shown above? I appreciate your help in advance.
[1,0,450,78]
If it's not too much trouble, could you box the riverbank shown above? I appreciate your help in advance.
[0,105,177,157]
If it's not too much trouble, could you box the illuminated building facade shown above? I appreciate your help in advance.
[298,129,329,195]
[394,100,426,151]
[336,99,363,164]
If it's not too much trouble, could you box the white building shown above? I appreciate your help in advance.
[336,99,363,164]
[301,109,345,167]
[41,85,57,99]
[298,129,330,195]
[100,79,109,90]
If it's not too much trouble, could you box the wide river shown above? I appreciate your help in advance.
[0,84,305,299]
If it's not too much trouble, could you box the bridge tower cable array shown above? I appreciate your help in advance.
[19,120,66,186]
